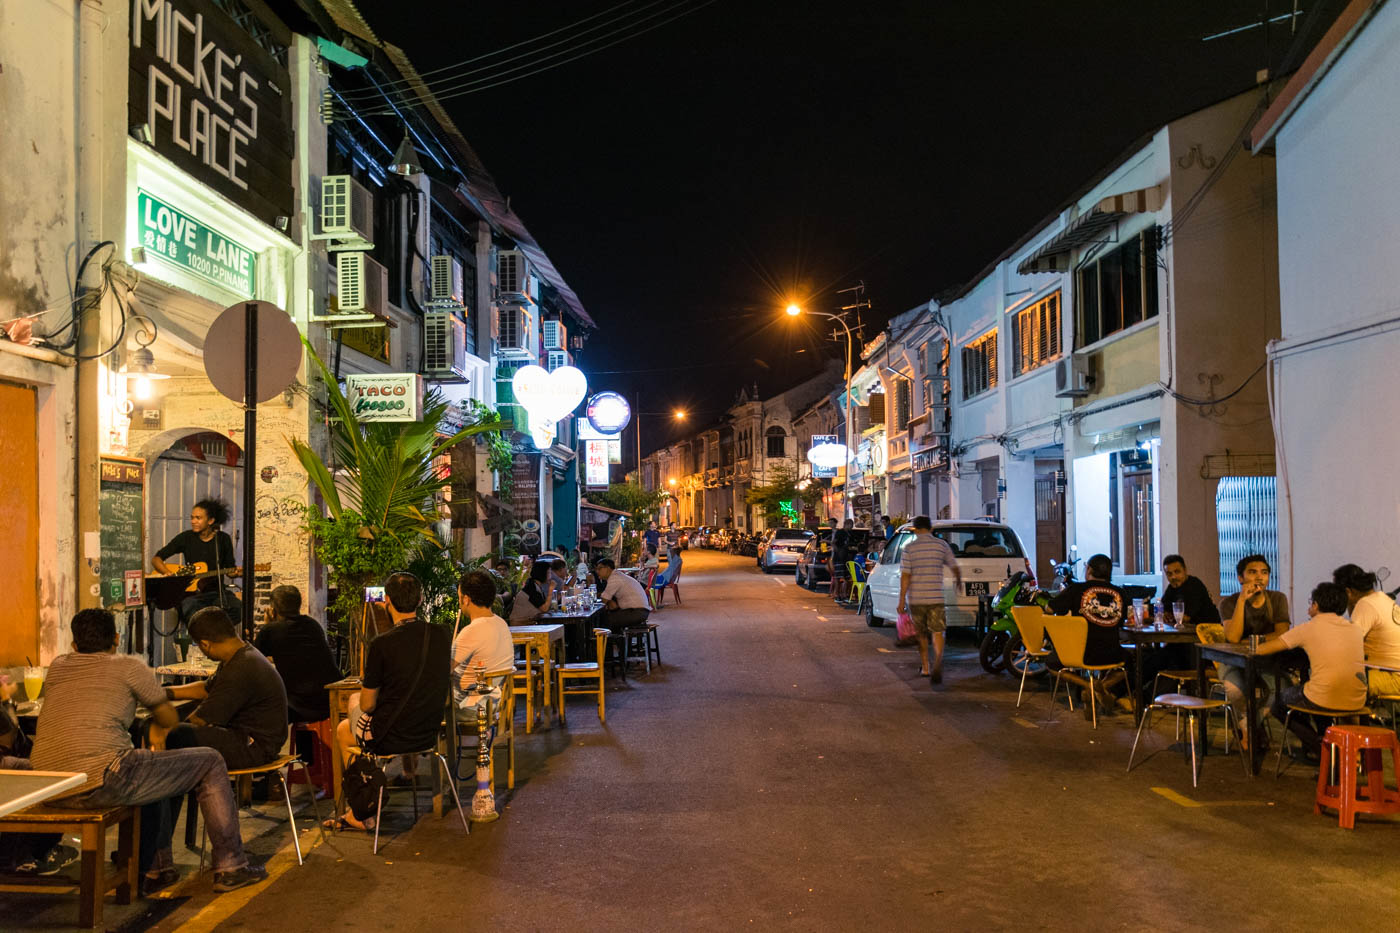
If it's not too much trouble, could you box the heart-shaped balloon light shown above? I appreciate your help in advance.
[512,365,587,422]
[806,441,849,470]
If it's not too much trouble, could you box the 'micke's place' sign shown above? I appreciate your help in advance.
[138,190,256,296]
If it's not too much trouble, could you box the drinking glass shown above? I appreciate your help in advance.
[23,666,45,702]
[1131,599,1145,626]
[1171,601,1186,626]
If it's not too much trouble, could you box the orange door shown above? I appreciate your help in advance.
[0,381,39,665]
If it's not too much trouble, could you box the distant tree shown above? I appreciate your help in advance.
[590,482,665,564]
[746,466,801,526]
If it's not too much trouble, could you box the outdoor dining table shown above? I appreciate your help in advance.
[1195,640,1303,776]
[510,624,566,717]
[1121,624,1200,725]
[537,603,606,662]
[0,770,87,818]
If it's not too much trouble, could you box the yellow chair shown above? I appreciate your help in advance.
[846,562,867,608]
[1042,614,1125,729]
[557,628,611,724]
[453,668,517,792]
[1009,606,1052,708]
[512,641,544,733]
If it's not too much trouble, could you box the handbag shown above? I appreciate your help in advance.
[895,609,918,646]
[344,622,432,821]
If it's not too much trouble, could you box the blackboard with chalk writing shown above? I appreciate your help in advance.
[99,457,145,610]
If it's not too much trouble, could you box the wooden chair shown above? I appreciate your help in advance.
[452,668,516,792]
[558,628,611,724]
[1009,606,1052,708]
[512,640,544,733]
[0,804,137,929]
[1042,614,1126,729]
[200,753,325,869]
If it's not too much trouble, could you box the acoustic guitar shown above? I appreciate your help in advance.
[145,563,270,611]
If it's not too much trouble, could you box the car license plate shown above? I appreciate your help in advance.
[964,581,990,596]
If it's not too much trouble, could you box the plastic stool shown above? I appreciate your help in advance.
[1315,725,1400,829]
[290,720,335,797]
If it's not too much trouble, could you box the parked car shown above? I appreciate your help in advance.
[863,520,1033,628]
[759,528,813,572]
[710,528,731,551]
[692,526,711,548]
[795,529,870,589]
[678,527,694,550]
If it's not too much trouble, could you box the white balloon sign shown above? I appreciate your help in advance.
[806,441,849,470]
[512,365,587,422]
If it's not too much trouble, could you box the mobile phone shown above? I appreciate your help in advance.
[365,586,386,603]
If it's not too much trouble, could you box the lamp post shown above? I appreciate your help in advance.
[785,302,856,519]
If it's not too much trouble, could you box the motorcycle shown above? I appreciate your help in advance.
[978,571,1048,674]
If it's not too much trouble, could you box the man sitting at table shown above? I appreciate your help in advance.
[335,572,451,830]
[1217,554,1291,745]
[159,608,288,771]
[1254,582,1367,761]
[29,609,265,895]
[254,585,342,725]
[1046,553,1129,710]
[1161,555,1220,627]
[451,570,516,711]
[595,558,651,630]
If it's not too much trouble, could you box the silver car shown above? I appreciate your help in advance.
[760,528,813,573]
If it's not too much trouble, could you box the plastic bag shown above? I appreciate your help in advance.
[895,609,917,646]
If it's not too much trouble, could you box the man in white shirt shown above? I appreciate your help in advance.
[595,558,651,630]
[1333,563,1400,697]
[1256,581,1367,760]
[451,571,516,709]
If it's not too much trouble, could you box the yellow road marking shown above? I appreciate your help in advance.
[877,648,894,653]
[169,826,329,932]
[1151,787,1268,809]
[1010,717,1039,729]
[816,615,829,622]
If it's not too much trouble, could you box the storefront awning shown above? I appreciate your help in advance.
[1017,186,1162,275]
[580,499,630,519]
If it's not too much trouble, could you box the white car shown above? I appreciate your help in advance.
[863,520,1034,629]
[759,528,813,572]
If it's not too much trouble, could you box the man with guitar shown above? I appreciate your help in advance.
[151,498,243,622]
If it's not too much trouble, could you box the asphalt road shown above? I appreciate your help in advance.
[109,549,1400,930]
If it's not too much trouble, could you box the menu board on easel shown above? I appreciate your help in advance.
[99,456,145,610]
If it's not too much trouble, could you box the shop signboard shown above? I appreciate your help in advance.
[344,373,424,422]
[584,440,609,488]
[810,434,839,477]
[137,190,257,296]
[509,453,542,555]
[607,439,622,464]
[129,0,295,228]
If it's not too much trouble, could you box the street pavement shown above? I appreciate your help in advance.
[12,548,1399,931]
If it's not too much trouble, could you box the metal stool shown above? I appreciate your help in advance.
[1128,693,1248,786]
[369,747,469,854]
[201,754,325,868]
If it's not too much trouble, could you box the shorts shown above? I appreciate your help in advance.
[348,695,374,749]
[908,604,946,637]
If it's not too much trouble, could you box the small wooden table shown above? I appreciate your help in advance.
[325,677,362,815]
[154,661,219,681]
[511,624,566,717]
[0,770,87,818]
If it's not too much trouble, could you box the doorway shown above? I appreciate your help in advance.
[1033,460,1066,584]
[0,381,38,665]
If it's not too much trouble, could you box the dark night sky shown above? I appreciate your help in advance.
[356,0,1333,460]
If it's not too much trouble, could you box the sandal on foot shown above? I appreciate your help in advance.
[323,815,375,833]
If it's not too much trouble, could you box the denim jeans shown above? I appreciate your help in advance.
[79,748,247,873]
[180,588,243,622]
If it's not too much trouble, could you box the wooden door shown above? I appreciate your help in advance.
[1034,471,1065,584]
[0,382,38,664]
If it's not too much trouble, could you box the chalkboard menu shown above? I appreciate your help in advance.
[99,457,145,610]
[509,453,541,555]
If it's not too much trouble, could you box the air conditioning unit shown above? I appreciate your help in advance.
[429,255,465,305]
[546,349,571,372]
[497,249,534,302]
[320,175,374,243]
[497,305,536,357]
[1054,355,1094,398]
[423,310,469,380]
[542,319,568,351]
[336,252,387,314]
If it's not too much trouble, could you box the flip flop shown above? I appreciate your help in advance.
[323,815,375,833]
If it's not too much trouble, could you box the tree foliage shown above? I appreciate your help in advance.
[745,466,801,526]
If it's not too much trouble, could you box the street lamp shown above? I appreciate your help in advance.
[784,301,857,519]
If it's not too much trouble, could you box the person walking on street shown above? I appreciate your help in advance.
[898,516,962,684]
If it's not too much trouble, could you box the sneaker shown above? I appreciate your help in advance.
[34,844,79,877]
[213,864,268,893]
[140,867,181,897]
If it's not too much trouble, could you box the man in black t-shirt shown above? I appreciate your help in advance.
[1161,555,1220,627]
[1047,554,1130,710]
[254,585,341,723]
[152,498,242,621]
[338,573,450,787]
[162,608,288,770]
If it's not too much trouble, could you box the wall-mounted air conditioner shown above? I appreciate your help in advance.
[423,310,469,380]
[542,319,567,351]
[546,349,571,372]
[320,175,374,244]
[497,249,533,303]
[1054,355,1094,398]
[429,255,465,305]
[497,305,536,357]
[336,252,387,314]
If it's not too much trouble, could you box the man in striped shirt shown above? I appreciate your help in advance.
[898,516,962,684]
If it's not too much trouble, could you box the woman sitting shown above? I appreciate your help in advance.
[1334,563,1400,698]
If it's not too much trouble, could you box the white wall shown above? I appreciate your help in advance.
[1073,452,1112,561]
[1271,0,1400,605]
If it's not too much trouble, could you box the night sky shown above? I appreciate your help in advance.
[358,0,1336,460]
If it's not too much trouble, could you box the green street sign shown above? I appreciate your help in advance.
[137,190,257,297]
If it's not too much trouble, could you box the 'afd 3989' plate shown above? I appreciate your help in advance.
[964,581,990,596]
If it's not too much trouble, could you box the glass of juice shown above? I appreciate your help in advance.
[23,666,46,703]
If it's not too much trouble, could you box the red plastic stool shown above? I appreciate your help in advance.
[1315,725,1400,829]
[289,720,335,798]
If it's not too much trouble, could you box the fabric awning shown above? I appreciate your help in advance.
[1017,186,1162,275]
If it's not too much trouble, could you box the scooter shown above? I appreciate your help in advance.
[978,571,1049,673]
